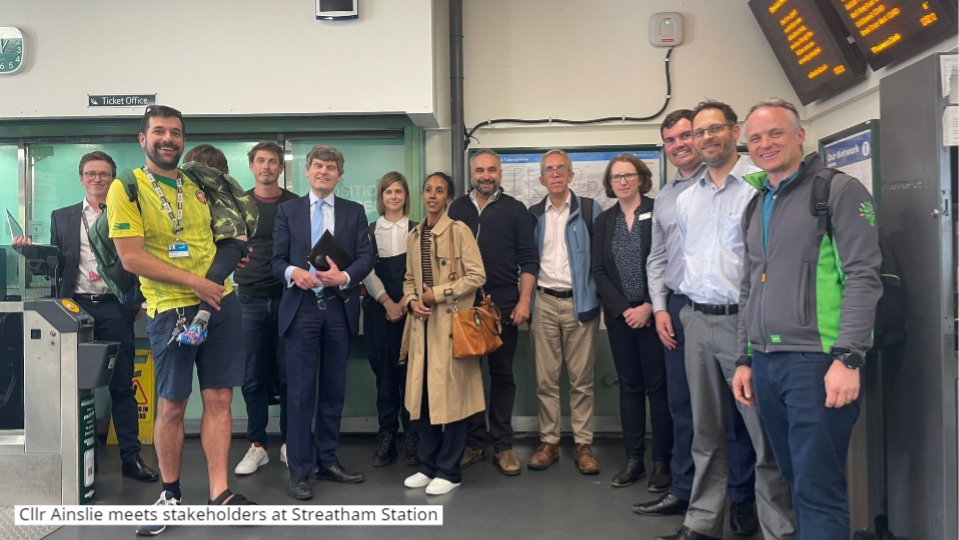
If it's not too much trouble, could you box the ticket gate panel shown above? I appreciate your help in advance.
[23,309,68,454]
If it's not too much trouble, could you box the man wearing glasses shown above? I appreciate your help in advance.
[109,106,255,536]
[656,101,795,540]
[13,151,159,484]
[527,149,603,475]
[637,110,760,537]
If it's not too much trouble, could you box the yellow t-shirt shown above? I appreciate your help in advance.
[107,168,232,316]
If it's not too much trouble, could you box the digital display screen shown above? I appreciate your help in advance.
[749,0,868,104]
[828,0,958,70]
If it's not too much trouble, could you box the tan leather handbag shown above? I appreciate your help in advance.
[446,224,503,359]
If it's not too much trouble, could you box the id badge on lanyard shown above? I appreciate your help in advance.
[168,243,190,258]
[143,166,189,259]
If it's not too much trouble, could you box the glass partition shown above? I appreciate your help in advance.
[0,144,19,246]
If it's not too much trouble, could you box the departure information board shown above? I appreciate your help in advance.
[828,0,958,70]
[749,0,867,104]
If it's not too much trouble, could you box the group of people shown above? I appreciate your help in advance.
[19,97,879,540]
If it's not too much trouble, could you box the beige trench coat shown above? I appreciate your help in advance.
[400,213,486,425]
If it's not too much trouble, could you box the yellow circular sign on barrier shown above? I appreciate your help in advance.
[61,299,80,313]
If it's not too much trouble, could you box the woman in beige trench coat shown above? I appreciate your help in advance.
[400,172,486,495]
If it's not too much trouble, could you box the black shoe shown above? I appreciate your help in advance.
[610,458,645,487]
[647,460,672,493]
[288,476,313,500]
[315,464,366,484]
[403,434,420,466]
[371,432,396,467]
[122,455,160,483]
[730,500,759,536]
[632,493,689,516]
[655,525,721,540]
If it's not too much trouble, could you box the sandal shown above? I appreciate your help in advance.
[209,488,257,505]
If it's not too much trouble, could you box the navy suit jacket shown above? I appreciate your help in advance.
[272,194,375,336]
[50,202,144,306]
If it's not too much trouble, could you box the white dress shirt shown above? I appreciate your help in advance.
[74,198,111,295]
[285,192,350,288]
[676,156,761,305]
[537,193,573,290]
[362,215,410,301]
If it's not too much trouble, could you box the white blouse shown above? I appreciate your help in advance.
[362,216,411,301]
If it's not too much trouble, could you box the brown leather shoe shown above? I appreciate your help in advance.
[460,447,484,469]
[494,449,521,476]
[574,443,600,475]
[527,442,560,470]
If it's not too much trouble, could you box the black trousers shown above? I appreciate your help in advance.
[606,314,673,463]
[75,296,140,464]
[417,328,467,483]
[363,297,412,437]
[466,321,518,452]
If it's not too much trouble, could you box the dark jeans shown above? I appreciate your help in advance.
[418,329,467,483]
[363,297,412,437]
[665,293,756,503]
[606,314,672,463]
[283,293,351,476]
[753,351,862,540]
[466,321,518,453]
[238,292,286,446]
[76,296,140,463]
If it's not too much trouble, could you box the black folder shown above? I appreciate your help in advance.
[308,230,353,272]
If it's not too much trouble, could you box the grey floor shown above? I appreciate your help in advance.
[41,435,760,540]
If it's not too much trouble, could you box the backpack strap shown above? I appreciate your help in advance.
[811,168,840,239]
[579,196,594,237]
[116,169,141,213]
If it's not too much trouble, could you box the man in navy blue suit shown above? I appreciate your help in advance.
[272,144,375,500]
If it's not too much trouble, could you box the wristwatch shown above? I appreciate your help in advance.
[831,348,864,369]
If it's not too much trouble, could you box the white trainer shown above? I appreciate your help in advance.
[404,472,432,488]
[279,443,287,466]
[234,444,269,475]
[425,477,460,495]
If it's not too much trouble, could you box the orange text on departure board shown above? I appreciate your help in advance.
[777,7,841,79]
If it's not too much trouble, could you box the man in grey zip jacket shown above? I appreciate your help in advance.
[733,98,881,540]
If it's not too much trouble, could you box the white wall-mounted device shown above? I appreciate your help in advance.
[649,12,684,47]
[316,0,359,21]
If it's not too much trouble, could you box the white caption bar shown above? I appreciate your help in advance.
[15,505,443,526]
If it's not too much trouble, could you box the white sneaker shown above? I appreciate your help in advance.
[404,472,432,488]
[280,443,287,466]
[135,490,180,536]
[425,477,460,495]
[234,444,269,475]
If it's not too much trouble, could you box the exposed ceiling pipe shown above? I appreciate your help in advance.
[449,0,466,195]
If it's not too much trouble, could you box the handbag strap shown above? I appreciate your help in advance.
[447,221,458,281]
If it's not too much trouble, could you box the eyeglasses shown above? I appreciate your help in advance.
[663,132,693,145]
[542,165,570,176]
[609,173,640,183]
[82,171,114,180]
[692,124,734,140]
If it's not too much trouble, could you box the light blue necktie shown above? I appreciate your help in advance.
[310,200,325,293]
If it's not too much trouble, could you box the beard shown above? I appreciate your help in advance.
[146,143,183,171]
[701,142,736,169]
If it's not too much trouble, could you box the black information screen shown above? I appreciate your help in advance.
[828,0,958,70]
[749,0,867,104]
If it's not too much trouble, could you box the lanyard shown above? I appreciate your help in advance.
[80,206,96,261]
[143,166,184,239]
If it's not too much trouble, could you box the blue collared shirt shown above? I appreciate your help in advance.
[762,171,798,250]
[676,156,761,305]
[284,192,351,288]
[648,164,705,312]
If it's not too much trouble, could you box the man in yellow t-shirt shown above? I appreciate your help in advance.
[108,105,253,536]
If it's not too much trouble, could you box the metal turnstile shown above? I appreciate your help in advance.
[0,245,119,506]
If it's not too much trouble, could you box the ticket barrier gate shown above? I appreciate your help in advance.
[0,245,119,505]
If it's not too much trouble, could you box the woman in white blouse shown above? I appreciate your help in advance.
[362,172,419,468]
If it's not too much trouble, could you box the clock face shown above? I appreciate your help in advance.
[0,27,26,75]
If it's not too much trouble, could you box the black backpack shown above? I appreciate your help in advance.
[579,196,595,238]
[744,168,905,351]
[88,170,141,298]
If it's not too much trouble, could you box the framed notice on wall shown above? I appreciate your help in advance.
[471,146,664,210]
[819,120,881,214]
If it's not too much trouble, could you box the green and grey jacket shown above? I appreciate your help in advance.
[180,161,258,241]
[737,152,881,361]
